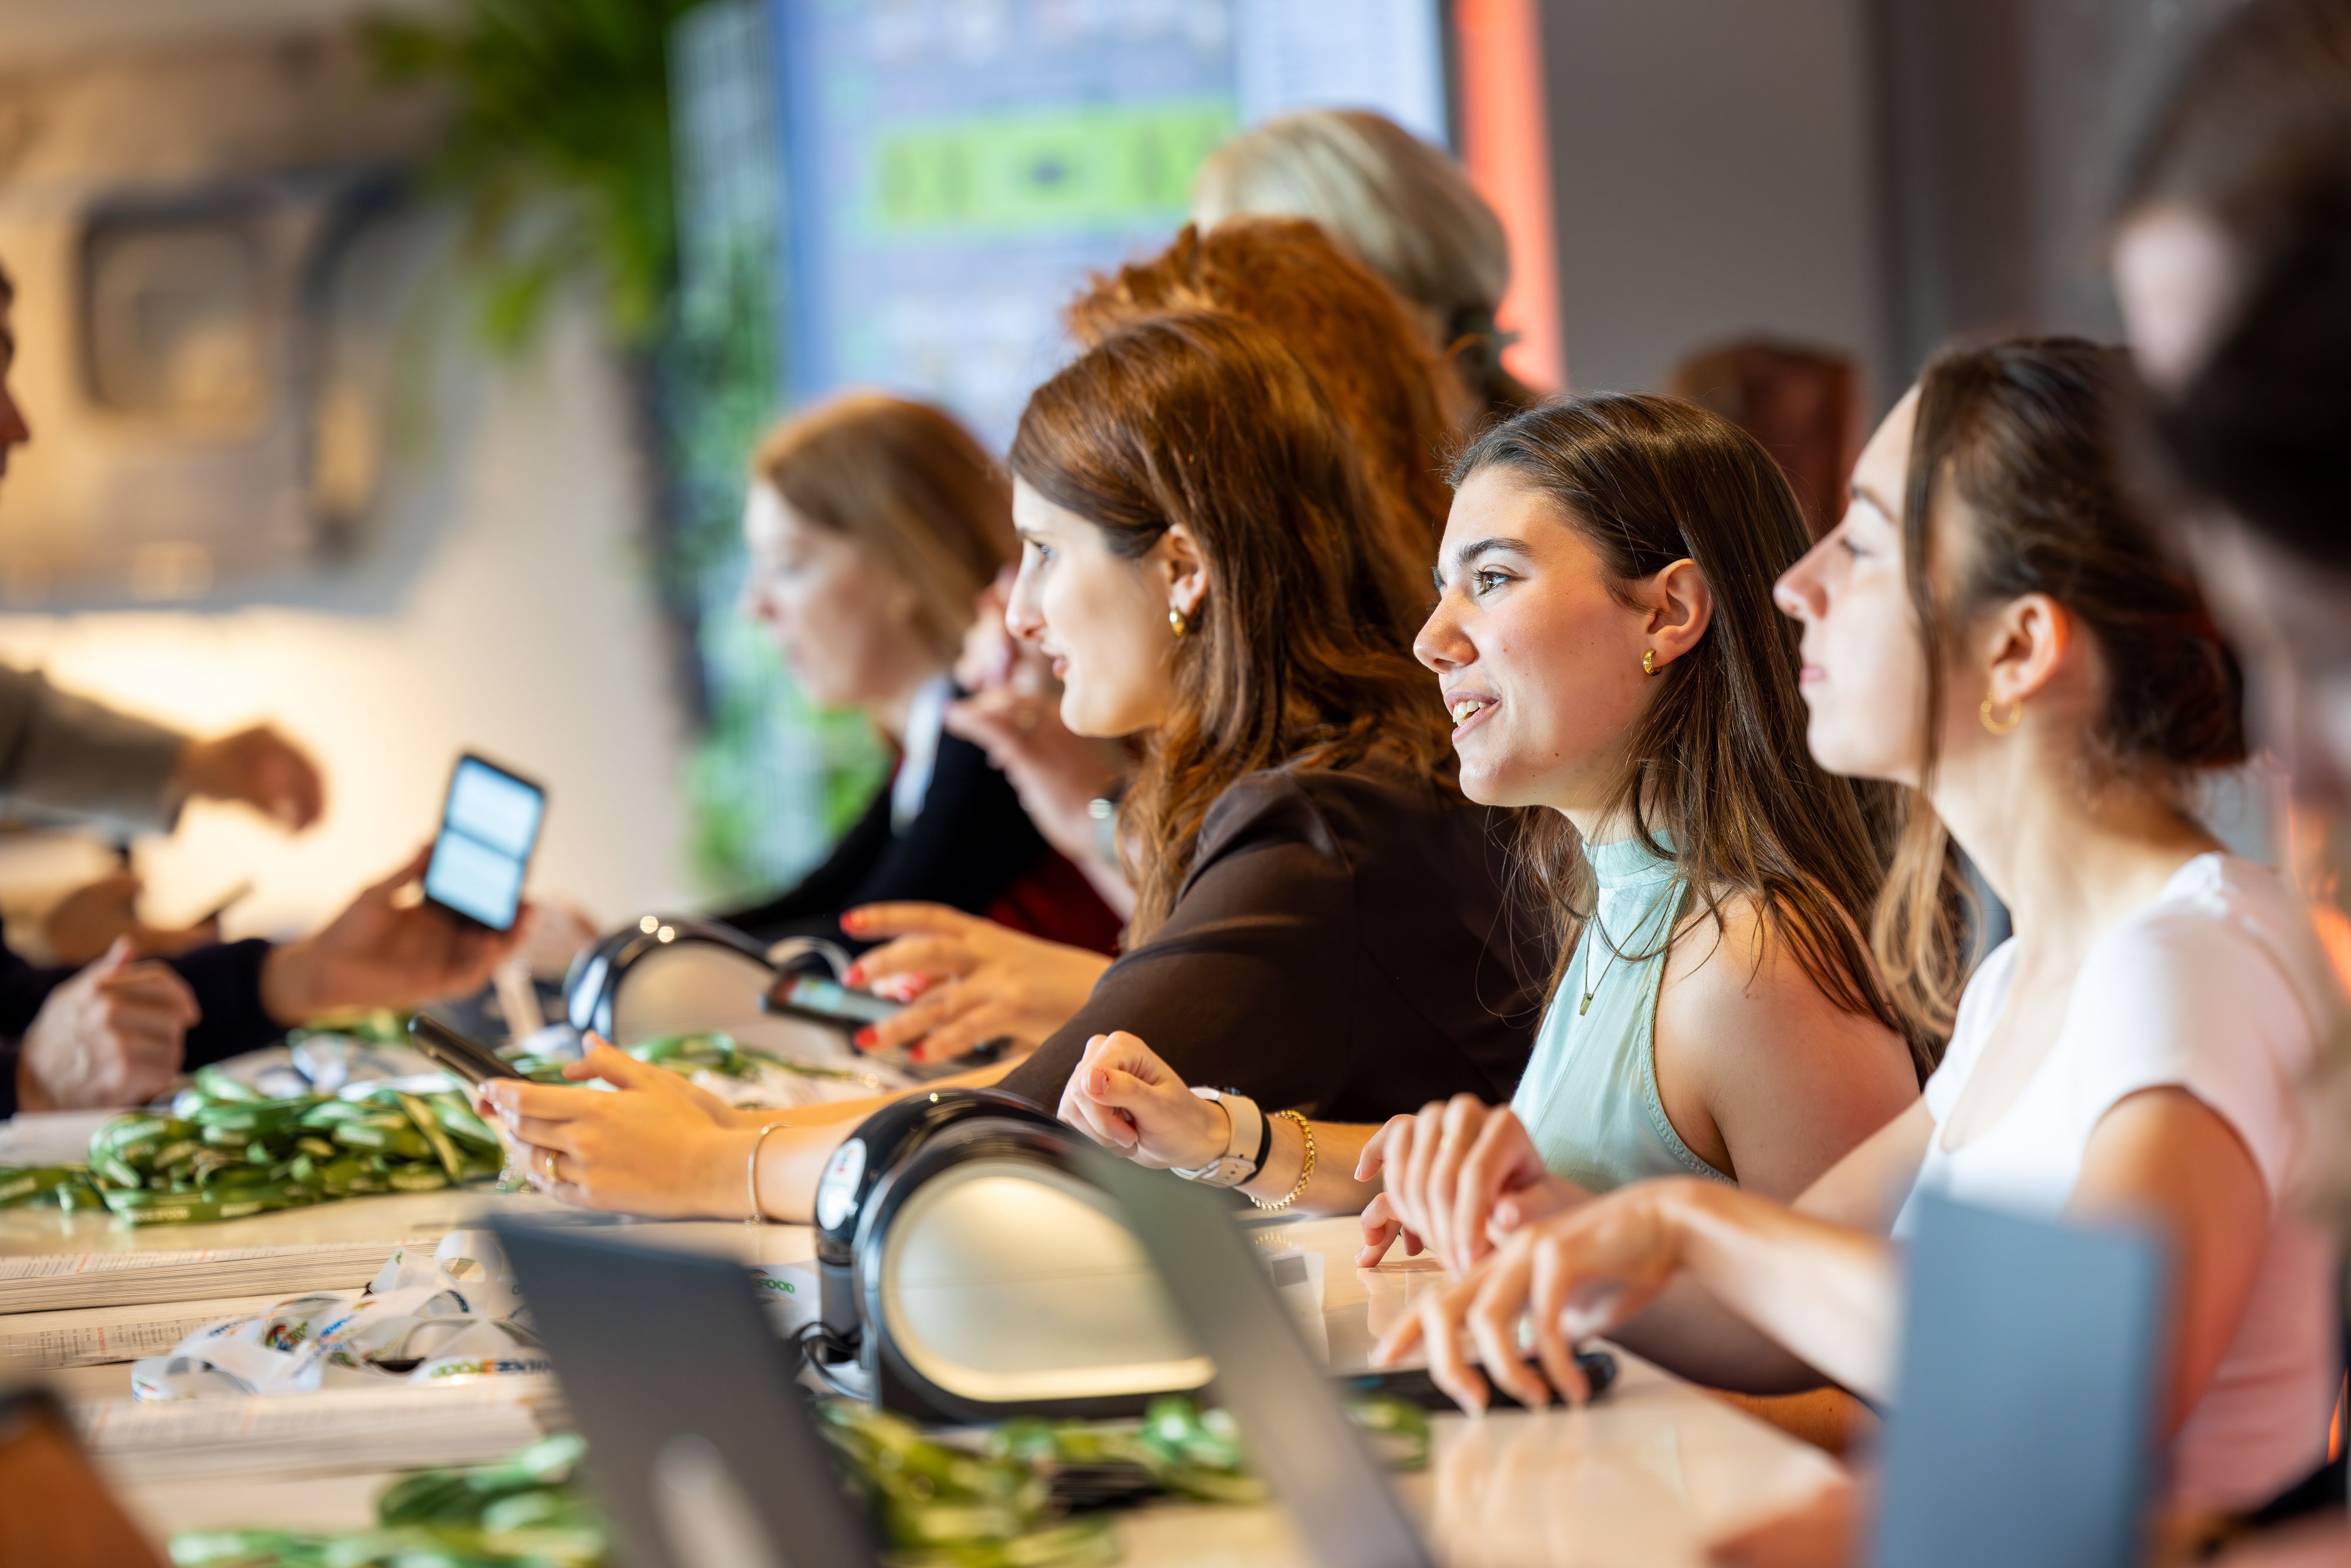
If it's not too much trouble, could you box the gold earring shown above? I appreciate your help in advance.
[1642,649,1660,676]
[1980,693,2022,735]
[1168,607,1190,638]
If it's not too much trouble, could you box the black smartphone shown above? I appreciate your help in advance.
[1338,1349,1617,1412]
[420,753,546,933]
[409,1013,526,1087]
[762,972,902,1032]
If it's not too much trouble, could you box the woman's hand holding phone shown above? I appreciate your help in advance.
[478,1035,748,1217]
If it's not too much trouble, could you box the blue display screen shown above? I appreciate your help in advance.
[772,0,1446,443]
[423,757,545,930]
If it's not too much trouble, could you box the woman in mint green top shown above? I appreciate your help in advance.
[1511,833,1732,1192]
[1045,396,1927,1243]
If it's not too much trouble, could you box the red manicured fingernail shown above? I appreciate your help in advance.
[854,1027,877,1049]
[842,911,866,931]
[842,965,864,986]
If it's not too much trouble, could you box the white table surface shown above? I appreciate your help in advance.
[63,1205,1845,1567]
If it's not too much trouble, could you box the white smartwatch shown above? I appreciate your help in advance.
[1172,1087,1268,1188]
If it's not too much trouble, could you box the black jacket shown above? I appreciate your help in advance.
[997,765,1545,1121]
[716,729,1091,951]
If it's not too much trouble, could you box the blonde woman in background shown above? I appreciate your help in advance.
[710,394,1121,964]
[1193,108,1540,430]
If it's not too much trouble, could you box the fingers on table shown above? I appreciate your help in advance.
[1358,1193,1403,1267]
[1416,1286,1491,1413]
[1450,1111,1525,1272]
[1529,1242,1595,1405]
[1427,1096,1492,1270]
[1463,1249,1550,1409]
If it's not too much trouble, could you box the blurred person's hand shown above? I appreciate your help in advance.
[169,725,324,830]
[42,872,220,966]
[1356,1097,1582,1272]
[839,902,1110,1064]
[953,567,1032,695]
[943,689,1133,902]
[259,846,525,1025]
[16,939,199,1110]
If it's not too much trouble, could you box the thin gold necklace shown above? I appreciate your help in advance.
[1579,912,1622,1016]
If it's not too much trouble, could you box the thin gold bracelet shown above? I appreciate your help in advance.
[1249,1111,1314,1212]
[745,1123,786,1225]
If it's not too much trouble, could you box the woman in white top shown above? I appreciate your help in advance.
[1380,336,2345,1516]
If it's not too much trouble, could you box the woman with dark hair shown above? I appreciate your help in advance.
[1383,339,2343,1522]
[475,311,1543,1218]
[1061,392,1920,1237]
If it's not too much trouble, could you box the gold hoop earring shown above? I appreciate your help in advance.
[1168,607,1190,638]
[1642,649,1660,677]
[1980,694,2023,735]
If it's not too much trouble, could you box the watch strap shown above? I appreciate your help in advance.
[1171,1087,1265,1187]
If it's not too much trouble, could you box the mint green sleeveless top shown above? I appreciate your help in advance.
[1507,835,1733,1194]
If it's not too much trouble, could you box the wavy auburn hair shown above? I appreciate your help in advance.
[1455,396,1928,1076]
[1066,217,1455,573]
[1010,311,1454,939]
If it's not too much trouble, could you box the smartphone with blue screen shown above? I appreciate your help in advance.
[421,753,545,933]
[763,973,902,1030]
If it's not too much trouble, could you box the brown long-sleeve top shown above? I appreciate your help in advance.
[997,763,1546,1120]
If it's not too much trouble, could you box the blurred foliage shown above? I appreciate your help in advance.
[363,0,886,900]
[364,0,701,350]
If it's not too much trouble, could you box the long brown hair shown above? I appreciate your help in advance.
[1010,311,1453,939]
[752,394,1014,663]
[1878,337,2246,1035]
[1066,217,1455,573]
[1454,396,1927,1075]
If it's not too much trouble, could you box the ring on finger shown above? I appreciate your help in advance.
[538,1147,561,1185]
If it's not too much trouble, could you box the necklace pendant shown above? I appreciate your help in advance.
[1579,990,1594,1016]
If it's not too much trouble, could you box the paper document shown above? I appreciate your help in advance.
[77,1383,558,1483]
[0,1294,282,1371]
[0,1237,436,1314]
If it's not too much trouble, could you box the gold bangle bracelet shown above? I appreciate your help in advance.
[745,1122,786,1225]
[1249,1111,1314,1212]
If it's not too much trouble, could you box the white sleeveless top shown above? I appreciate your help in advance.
[1895,853,2344,1512]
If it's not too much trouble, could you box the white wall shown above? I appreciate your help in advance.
[0,297,694,938]
[0,0,692,939]
[1542,0,1889,401]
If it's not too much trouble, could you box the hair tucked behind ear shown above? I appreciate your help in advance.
[1878,337,2246,1035]
[1454,396,1928,1076]
[1009,312,1454,941]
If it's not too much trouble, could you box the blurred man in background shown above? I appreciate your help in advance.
[0,257,520,1113]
